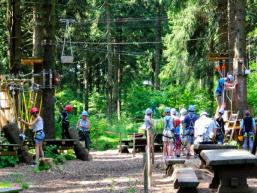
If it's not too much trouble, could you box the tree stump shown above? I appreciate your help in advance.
[67,128,92,161]
[2,123,33,163]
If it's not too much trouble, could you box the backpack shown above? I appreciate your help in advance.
[244,116,253,133]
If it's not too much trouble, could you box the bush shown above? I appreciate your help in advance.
[0,156,18,168]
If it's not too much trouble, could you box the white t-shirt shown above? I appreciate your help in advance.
[194,115,216,141]
[32,116,44,132]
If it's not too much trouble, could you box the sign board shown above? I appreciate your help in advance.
[208,53,229,61]
[21,58,43,65]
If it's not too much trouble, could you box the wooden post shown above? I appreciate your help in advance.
[119,132,122,153]
[146,129,152,189]
[133,133,135,158]
[143,153,148,193]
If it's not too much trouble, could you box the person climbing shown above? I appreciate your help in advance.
[19,107,45,165]
[194,112,217,145]
[59,104,72,139]
[215,109,225,144]
[77,111,91,150]
[239,110,256,152]
[162,107,174,158]
[182,105,198,158]
[215,74,235,114]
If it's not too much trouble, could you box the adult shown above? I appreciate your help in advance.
[77,111,91,150]
[59,104,72,138]
[182,105,198,158]
[239,110,256,152]
[215,109,225,144]
[194,112,217,145]
[162,107,174,158]
[19,107,45,165]
[215,74,234,113]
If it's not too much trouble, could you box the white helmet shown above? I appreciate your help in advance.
[82,111,88,116]
[227,74,234,82]
[180,108,187,115]
[145,108,152,115]
[200,111,208,117]
[171,108,177,115]
[218,108,224,115]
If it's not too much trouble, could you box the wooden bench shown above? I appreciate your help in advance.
[200,149,257,193]
[0,187,22,193]
[193,144,237,155]
[165,158,185,176]
[119,144,129,153]
[24,139,77,150]
[174,168,199,193]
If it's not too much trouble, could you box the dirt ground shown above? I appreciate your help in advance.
[1,150,257,193]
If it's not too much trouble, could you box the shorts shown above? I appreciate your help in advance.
[34,131,45,144]
[162,130,174,142]
[185,135,194,145]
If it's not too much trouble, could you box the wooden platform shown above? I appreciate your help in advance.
[0,144,19,156]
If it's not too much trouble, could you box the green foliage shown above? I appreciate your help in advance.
[44,145,75,164]
[0,156,18,168]
[0,181,12,188]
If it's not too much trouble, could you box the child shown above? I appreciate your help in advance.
[162,107,174,158]
[173,116,181,158]
[77,111,91,150]
[19,107,45,164]
[215,109,225,144]
[239,110,256,152]
[60,104,72,139]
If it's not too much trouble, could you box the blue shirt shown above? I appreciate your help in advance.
[215,78,225,95]
[183,112,198,129]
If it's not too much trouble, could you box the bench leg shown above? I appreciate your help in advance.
[209,169,220,189]
[212,165,253,193]
[176,188,198,193]
[166,165,174,176]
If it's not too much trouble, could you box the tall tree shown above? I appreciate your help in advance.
[105,0,113,120]
[7,0,21,74]
[233,0,248,116]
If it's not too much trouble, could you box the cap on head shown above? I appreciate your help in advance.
[65,104,72,113]
[200,111,208,117]
[227,74,234,82]
[180,108,187,115]
[30,107,39,114]
[188,105,195,112]
[164,107,171,113]
[145,108,152,115]
[82,111,88,116]
[218,108,224,115]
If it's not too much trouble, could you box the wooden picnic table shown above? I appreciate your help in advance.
[193,144,237,155]
[200,149,257,193]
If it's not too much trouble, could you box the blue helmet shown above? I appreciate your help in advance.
[164,107,171,113]
[188,105,195,112]
[145,108,152,115]
[82,111,89,116]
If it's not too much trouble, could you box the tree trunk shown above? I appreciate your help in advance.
[154,2,161,90]
[233,0,247,117]
[3,123,33,164]
[106,1,113,120]
[7,0,21,75]
[228,0,236,73]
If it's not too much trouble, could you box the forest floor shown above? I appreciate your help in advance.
[1,149,257,193]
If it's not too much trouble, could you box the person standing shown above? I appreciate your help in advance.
[215,109,225,144]
[60,104,72,139]
[239,111,256,152]
[182,105,198,158]
[194,112,217,145]
[162,107,174,158]
[77,111,91,150]
[19,107,45,165]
